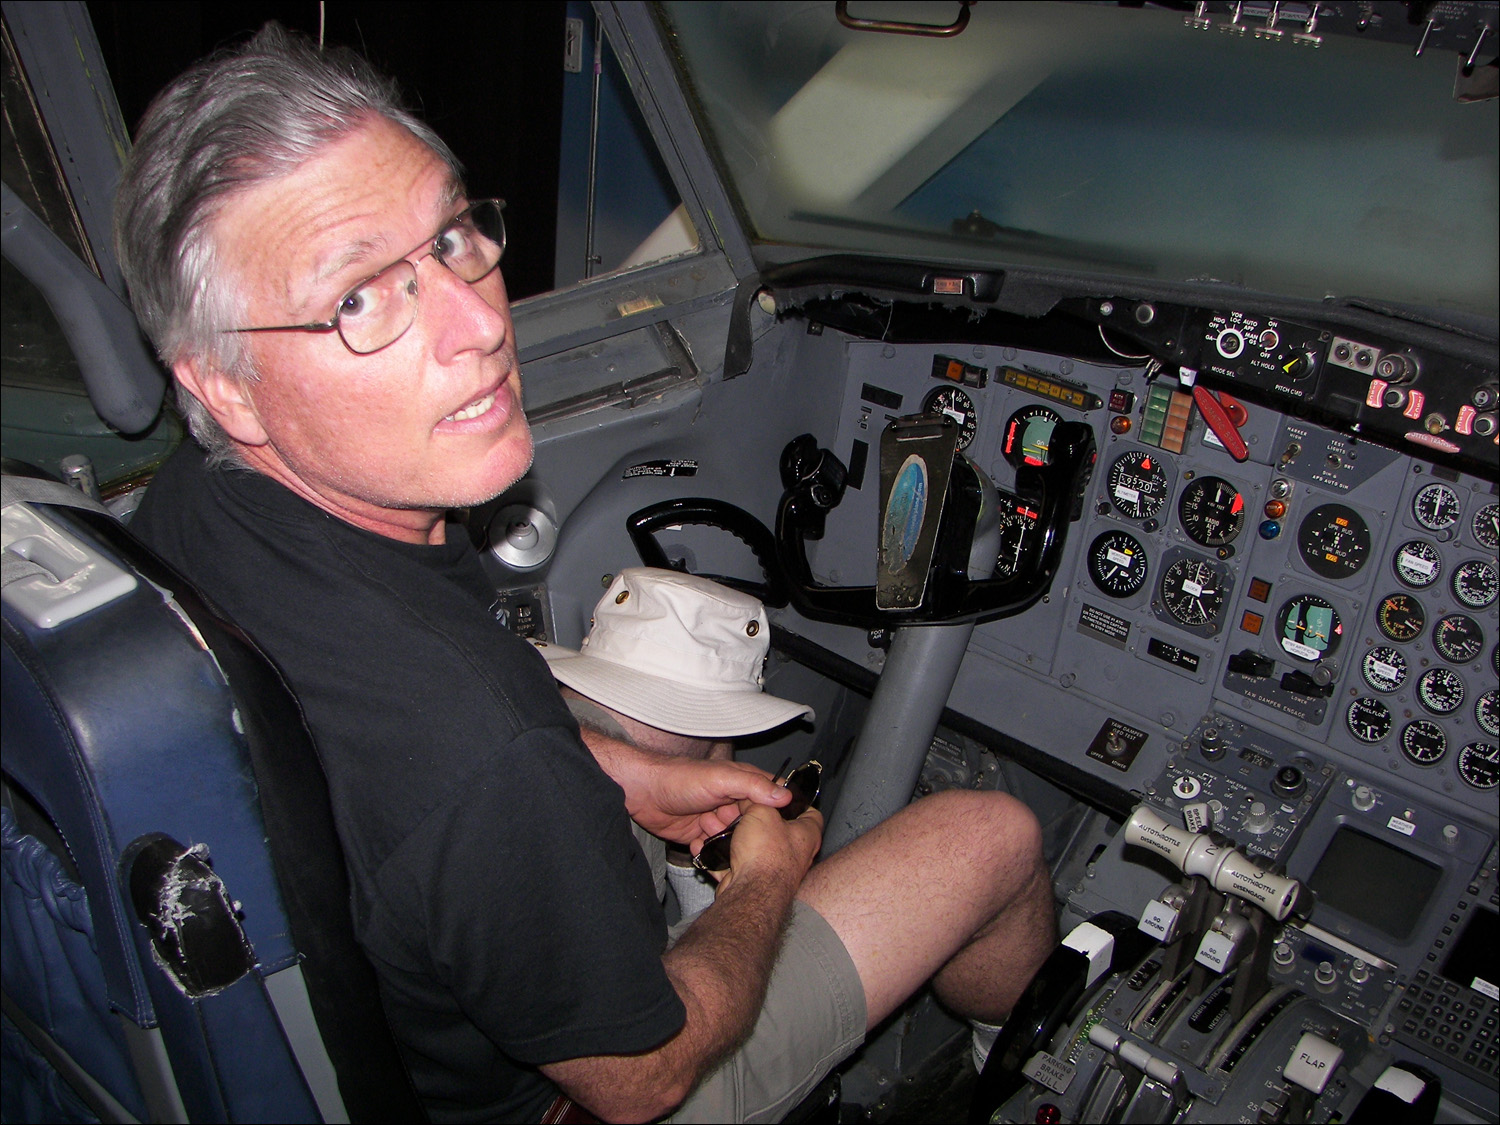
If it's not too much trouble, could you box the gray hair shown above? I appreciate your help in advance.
[113,23,461,465]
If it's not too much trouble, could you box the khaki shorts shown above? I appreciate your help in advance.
[663,900,867,1124]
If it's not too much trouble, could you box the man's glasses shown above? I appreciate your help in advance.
[694,759,822,875]
[227,198,506,355]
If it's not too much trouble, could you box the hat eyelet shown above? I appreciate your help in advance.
[615,590,630,604]
[746,620,759,636]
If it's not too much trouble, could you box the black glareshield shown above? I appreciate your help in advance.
[694,761,822,875]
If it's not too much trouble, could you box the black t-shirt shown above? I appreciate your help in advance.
[132,444,684,1123]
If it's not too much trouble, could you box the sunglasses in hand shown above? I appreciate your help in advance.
[693,759,822,875]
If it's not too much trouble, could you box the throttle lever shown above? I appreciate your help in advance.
[1124,806,1304,921]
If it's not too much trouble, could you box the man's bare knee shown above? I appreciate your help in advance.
[913,789,1044,875]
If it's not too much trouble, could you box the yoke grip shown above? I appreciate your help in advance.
[627,498,790,607]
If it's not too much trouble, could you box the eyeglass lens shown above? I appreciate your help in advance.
[694,761,822,875]
[338,200,506,354]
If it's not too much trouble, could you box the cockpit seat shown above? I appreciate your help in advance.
[1,474,423,1123]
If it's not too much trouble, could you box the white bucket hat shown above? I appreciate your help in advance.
[533,567,815,738]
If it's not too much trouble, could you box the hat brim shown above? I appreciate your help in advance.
[535,643,814,739]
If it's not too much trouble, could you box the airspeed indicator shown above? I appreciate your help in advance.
[922,386,977,450]
[1087,530,1149,598]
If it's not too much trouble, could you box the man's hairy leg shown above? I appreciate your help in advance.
[796,789,1057,1028]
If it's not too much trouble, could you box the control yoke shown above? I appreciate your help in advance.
[775,415,1096,629]
[627,414,1095,632]
[627,496,791,608]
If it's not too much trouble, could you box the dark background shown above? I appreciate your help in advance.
[87,1,568,300]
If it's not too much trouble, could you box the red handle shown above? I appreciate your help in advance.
[1193,384,1249,461]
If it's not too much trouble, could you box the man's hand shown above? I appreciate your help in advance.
[713,801,823,892]
[578,729,792,845]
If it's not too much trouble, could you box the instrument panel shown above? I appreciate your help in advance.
[796,336,1498,823]
[779,331,1496,1114]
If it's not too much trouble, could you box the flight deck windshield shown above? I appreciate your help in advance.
[659,1,1499,322]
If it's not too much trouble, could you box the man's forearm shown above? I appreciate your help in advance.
[663,859,799,1067]
[540,867,799,1121]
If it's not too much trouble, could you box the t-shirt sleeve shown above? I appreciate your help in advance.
[371,722,686,1065]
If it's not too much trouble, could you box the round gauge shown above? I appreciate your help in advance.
[1360,646,1408,693]
[1412,481,1462,531]
[1087,530,1149,599]
[1451,558,1498,610]
[1179,476,1246,547]
[1003,406,1062,468]
[1347,697,1393,744]
[1457,742,1499,790]
[1392,540,1442,589]
[923,386,978,451]
[1376,593,1426,643]
[1417,667,1465,715]
[1160,557,1226,627]
[1476,688,1499,738]
[1401,720,1448,765]
[1276,594,1343,662]
[1471,503,1500,550]
[1433,614,1485,664]
[992,497,1038,581]
[1106,450,1169,520]
[1297,504,1371,580]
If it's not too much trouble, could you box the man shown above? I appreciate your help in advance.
[118,26,1055,1124]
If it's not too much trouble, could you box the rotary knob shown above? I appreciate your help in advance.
[1245,801,1275,835]
[1271,765,1306,800]
[1351,785,1377,812]
[1200,727,1225,760]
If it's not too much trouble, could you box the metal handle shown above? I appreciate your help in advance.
[835,0,973,38]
